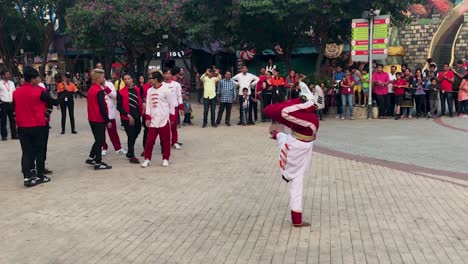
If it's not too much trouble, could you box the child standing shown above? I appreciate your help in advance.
[361,68,370,107]
[426,78,440,118]
[393,72,408,120]
[458,75,468,118]
[239,88,250,126]
[183,91,193,125]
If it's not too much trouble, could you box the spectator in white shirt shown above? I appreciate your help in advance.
[387,65,397,117]
[232,65,259,125]
[0,70,18,140]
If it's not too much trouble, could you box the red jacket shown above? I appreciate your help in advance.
[13,83,47,127]
[264,98,319,137]
[87,83,108,123]
[142,82,152,101]
[118,86,143,120]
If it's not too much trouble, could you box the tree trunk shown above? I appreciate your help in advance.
[315,52,325,79]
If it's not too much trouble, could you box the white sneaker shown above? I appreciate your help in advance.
[101,149,107,156]
[116,149,127,155]
[141,159,151,168]
[173,143,182,150]
[162,160,169,167]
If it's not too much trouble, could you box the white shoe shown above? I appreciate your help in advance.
[116,149,127,155]
[162,160,169,167]
[141,159,151,168]
[173,143,182,150]
[101,149,107,156]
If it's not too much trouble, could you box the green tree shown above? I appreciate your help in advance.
[67,0,184,75]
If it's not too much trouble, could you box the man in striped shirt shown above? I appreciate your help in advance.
[216,70,237,126]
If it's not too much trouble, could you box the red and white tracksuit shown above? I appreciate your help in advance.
[102,81,122,151]
[264,98,319,225]
[144,84,177,161]
[163,81,184,146]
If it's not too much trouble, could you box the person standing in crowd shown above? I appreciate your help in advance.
[426,78,440,118]
[413,69,426,118]
[174,67,190,93]
[333,66,346,118]
[452,60,466,114]
[311,83,325,120]
[393,72,408,120]
[372,64,390,119]
[45,70,55,93]
[140,72,153,154]
[163,68,184,150]
[85,68,113,170]
[401,68,414,118]
[361,68,370,107]
[36,80,54,175]
[351,67,363,106]
[216,70,237,126]
[113,71,125,91]
[95,63,126,156]
[142,70,176,168]
[437,63,455,117]
[232,65,260,124]
[194,68,203,104]
[270,68,285,103]
[0,70,18,140]
[182,91,193,125]
[117,73,142,164]
[285,70,298,100]
[57,73,79,134]
[239,88,251,125]
[138,74,146,90]
[261,71,274,122]
[72,72,83,98]
[424,63,438,114]
[458,74,468,118]
[200,68,221,128]
[387,65,397,116]
[340,70,355,120]
[14,66,61,186]
[257,68,267,121]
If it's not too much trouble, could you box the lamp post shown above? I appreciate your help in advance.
[366,9,380,119]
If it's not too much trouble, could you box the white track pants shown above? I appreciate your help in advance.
[276,132,314,211]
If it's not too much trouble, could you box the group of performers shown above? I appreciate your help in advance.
[85,67,184,170]
[13,65,319,228]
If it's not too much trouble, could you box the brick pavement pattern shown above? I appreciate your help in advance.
[0,100,467,264]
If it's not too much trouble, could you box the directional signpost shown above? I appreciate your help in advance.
[351,15,391,62]
[351,12,391,119]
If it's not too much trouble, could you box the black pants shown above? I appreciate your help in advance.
[249,100,258,123]
[122,117,141,159]
[60,98,75,132]
[217,102,232,124]
[18,126,47,178]
[203,97,216,125]
[197,88,204,103]
[387,93,395,116]
[262,91,273,121]
[414,94,426,117]
[89,122,106,163]
[277,86,286,102]
[375,94,389,117]
[440,92,454,116]
[183,113,191,124]
[0,102,17,139]
[142,117,148,148]
[335,93,342,115]
[460,100,468,115]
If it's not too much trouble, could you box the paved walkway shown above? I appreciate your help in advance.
[0,100,467,264]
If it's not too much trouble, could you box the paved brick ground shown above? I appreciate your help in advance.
[0,100,467,264]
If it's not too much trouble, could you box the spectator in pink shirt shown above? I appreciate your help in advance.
[372,64,390,119]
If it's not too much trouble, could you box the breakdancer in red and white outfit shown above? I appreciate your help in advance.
[141,70,177,168]
[264,95,319,227]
